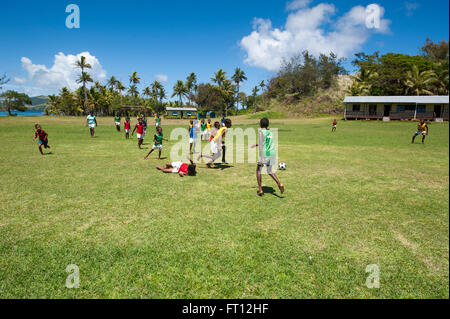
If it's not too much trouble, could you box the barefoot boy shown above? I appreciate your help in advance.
[254,118,284,196]
[188,120,195,153]
[86,111,97,137]
[412,119,429,144]
[33,124,51,155]
[198,119,232,168]
[131,118,145,149]
[156,157,197,177]
[144,126,168,160]
[114,114,121,132]
[124,117,131,139]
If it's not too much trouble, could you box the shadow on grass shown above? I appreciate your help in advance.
[260,186,284,198]
[197,163,234,170]
[211,163,234,170]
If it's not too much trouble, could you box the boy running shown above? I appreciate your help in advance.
[33,124,51,155]
[124,117,131,139]
[142,116,148,137]
[332,119,337,132]
[188,120,195,153]
[114,114,121,132]
[254,118,284,196]
[155,113,161,128]
[200,119,207,140]
[131,118,145,149]
[412,119,429,144]
[156,156,197,177]
[206,119,212,140]
[198,118,232,168]
[144,126,168,160]
[86,111,97,137]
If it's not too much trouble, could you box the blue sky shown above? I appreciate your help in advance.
[0,0,448,98]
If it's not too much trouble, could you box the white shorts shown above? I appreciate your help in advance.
[258,157,276,174]
[210,140,219,154]
[89,124,95,129]
[189,138,194,144]
[125,129,130,133]
[115,122,120,126]
[137,133,144,139]
[171,161,183,173]
[152,144,162,150]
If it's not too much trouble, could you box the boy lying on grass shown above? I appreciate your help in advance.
[156,156,197,177]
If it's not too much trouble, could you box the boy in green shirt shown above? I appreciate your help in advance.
[200,119,207,140]
[253,118,284,196]
[114,114,121,132]
[144,126,168,160]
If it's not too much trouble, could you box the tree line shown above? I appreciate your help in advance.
[1,38,448,116]
[348,38,449,96]
[46,58,254,116]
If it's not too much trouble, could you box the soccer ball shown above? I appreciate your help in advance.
[279,162,287,170]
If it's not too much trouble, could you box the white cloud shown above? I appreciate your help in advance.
[13,51,106,95]
[155,74,168,82]
[286,0,312,11]
[240,2,391,71]
[13,77,27,84]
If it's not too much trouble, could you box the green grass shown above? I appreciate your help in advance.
[247,110,286,119]
[0,116,448,298]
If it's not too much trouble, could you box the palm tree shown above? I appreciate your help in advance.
[232,68,247,110]
[404,65,438,96]
[115,81,125,105]
[129,71,140,85]
[107,76,117,91]
[128,72,140,100]
[128,84,139,97]
[433,62,449,95]
[185,73,197,105]
[74,56,92,107]
[212,69,229,115]
[171,80,188,106]
[159,87,166,104]
[252,86,259,108]
[143,86,152,99]
[76,71,93,108]
[259,80,266,106]
[347,69,378,96]
[211,69,227,87]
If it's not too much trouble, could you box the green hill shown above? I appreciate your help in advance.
[26,95,49,110]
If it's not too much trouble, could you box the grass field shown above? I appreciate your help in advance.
[0,115,448,299]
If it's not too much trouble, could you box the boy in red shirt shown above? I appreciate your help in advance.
[156,157,197,177]
[332,119,337,132]
[33,124,51,155]
[131,118,145,149]
[124,117,131,139]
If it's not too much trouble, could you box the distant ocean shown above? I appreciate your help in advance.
[0,110,47,117]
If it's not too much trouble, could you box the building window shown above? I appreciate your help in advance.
[352,104,360,112]
[417,106,426,113]
[397,105,415,112]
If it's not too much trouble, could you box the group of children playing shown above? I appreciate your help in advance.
[32,111,430,196]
